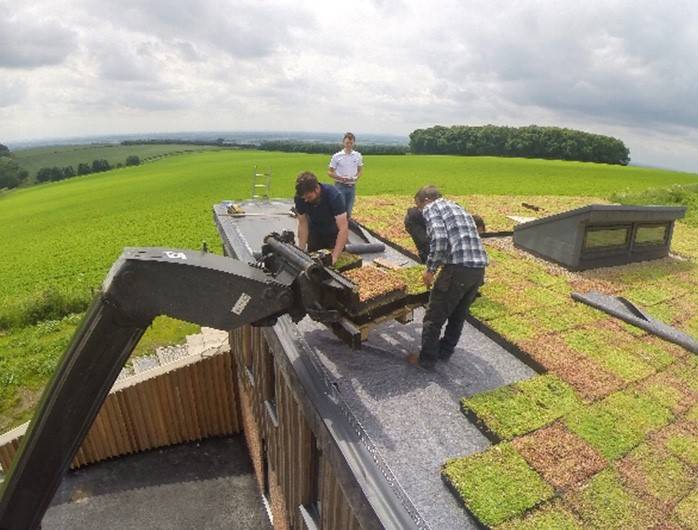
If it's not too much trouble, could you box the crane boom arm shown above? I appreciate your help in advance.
[0,245,301,530]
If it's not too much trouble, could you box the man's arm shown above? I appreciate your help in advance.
[332,213,349,264]
[422,210,448,287]
[297,214,309,250]
[354,153,363,181]
[328,153,340,181]
[426,218,448,271]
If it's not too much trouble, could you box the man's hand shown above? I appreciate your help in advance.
[333,212,349,267]
[422,270,434,288]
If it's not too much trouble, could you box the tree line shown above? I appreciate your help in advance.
[34,156,140,184]
[257,141,408,155]
[409,125,630,165]
[0,144,29,189]
[122,138,408,154]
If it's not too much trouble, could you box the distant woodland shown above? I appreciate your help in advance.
[409,125,630,165]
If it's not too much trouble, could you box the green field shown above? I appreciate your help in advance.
[0,149,696,430]
[2,150,696,315]
[13,143,222,180]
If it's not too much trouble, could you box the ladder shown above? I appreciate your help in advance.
[251,166,271,201]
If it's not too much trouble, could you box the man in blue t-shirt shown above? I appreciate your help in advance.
[294,171,348,265]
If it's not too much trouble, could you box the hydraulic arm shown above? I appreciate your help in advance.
[0,232,346,530]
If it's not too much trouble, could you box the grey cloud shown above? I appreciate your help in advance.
[227,74,332,111]
[0,13,77,68]
[65,72,191,112]
[422,3,698,131]
[96,45,160,81]
[172,40,203,62]
[370,0,409,14]
[118,90,191,111]
[83,0,315,59]
[0,79,25,107]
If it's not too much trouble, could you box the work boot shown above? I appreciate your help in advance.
[406,353,436,371]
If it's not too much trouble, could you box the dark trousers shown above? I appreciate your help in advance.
[421,265,485,363]
[308,231,338,252]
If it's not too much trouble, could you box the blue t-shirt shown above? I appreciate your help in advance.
[294,183,346,235]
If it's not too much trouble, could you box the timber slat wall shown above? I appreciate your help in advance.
[0,347,240,473]
[231,325,364,530]
[319,458,363,530]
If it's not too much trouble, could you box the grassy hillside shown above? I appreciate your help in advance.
[13,143,222,180]
[0,149,696,430]
[2,150,696,320]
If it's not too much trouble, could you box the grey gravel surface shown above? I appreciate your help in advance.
[299,307,535,530]
[43,436,271,530]
[156,344,191,365]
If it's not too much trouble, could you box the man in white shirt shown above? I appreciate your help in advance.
[328,132,363,218]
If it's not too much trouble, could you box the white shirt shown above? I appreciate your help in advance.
[329,150,363,184]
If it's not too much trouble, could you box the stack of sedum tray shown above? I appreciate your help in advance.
[329,263,430,349]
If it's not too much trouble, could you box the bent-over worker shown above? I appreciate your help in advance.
[294,171,348,265]
[411,185,488,370]
[405,207,485,264]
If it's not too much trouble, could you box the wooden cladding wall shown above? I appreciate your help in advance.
[318,458,363,530]
[230,325,364,530]
[0,348,240,473]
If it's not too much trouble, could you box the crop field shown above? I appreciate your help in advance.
[3,150,694,326]
[0,149,696,446]
[356,198,698,529]
[12,143,222,182]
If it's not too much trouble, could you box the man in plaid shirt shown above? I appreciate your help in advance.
[411,185,488,370]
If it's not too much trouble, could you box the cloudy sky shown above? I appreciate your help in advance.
[2,0,698,171]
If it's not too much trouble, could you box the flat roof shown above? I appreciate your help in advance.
[514,203,686,230]
[214,200,535,529]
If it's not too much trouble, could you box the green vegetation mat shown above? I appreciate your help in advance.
[493,500,584,530]
[462,374,581,440]
[665,427,698,467]
[512,423,606,490]
[390,265,427,295]
[562,327,656,382]
[674,490,698,529]
[332,251,361,271]
[565,390,673,460]
[563,469,657,529]
[617,442,694,505]
[442,443,554,527]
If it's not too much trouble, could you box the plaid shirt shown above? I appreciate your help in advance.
[423,198,489,272]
